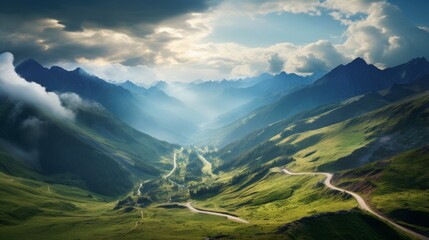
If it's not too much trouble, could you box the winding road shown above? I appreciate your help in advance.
[136,182,142,196]
[181,202,249,224]
[126,148,185,234]
[282,168,428,240]
[162,148,247,224]
[165,148,183,178]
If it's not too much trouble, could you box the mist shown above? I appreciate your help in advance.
[0,52,74,120]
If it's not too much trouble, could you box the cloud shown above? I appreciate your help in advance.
[0,0,214,34]
[323,0,382,15]
[21,116,44,130]
[0,18,158,66]
[59,92,103,111]
[0,52,74,120]
[295,55,328,73]
[291,40,348,73]
[0,0,216,66]
[339,2,429,66]
[268,53,285,73]
[0,0,427,82]
[220,0,321,16]
[0,138,39,168]
[20,116,45,149]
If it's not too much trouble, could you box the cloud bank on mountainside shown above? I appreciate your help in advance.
[0,52,74,120]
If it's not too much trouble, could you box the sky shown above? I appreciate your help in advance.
[1,0,429,84]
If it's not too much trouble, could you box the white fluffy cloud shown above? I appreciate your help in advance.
[0,52,74,120]
[290,40,347,73]
[59,93,103,111]
[340,2,429,67]
[220,0,322,16]
[323,0,382,15]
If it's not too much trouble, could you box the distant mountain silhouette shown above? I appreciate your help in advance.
[16,60,202,143]
[157,71,315,121]
[201,57,429,146]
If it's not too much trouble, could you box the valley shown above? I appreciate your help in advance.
[0,53,428,239]
[2,1,429,239]
[0,144,417,239]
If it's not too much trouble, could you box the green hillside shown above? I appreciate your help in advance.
[191,91,429,239]
[0,164,410,240]
[277,209,410,240]
[217,81,429,165]
[334,146,429,236]
[1,90,426,239]
[223,91,429,173]
[0,97,176,196]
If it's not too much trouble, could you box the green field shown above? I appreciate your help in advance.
[0,166,413,240]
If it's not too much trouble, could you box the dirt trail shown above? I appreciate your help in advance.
[127,210,144,233]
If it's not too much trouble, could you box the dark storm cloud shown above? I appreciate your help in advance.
[0,0,215,33]
[0,0,217,65]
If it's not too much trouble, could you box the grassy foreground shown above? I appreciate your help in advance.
[0,168,413,240]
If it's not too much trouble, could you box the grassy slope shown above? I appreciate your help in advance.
[217,82,429,165]
[278,209,410,240]
[334,146,429,236]
[0,98,176,196]
[275,91,429,172]
[0,164,409,240]
[73,107,176,173]
[217,92,388,163]
[0,141,415,239]
[194,91,429,239]
[0,151,238,240]
[1,89,428,239]
[195,170,355,227]
[105,146,408,239]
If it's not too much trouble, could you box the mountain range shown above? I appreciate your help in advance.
[0,53,428,239]
[15,60,203,144]
[199,57,429,147]
[0,93,177,196]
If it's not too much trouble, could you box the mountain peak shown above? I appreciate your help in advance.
[16,58,43,70]
[121,80,139,88]
[410,57,428,65]
[277,71,288,76]
[347,57,368,67]
[258,72,273,78]
[390,57,429,72]
[123,80,135,85]
[73,67,88,75]
[50,65,67,72]
[153,80,169,89]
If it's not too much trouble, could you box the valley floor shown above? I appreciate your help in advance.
[1,146,423,240]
